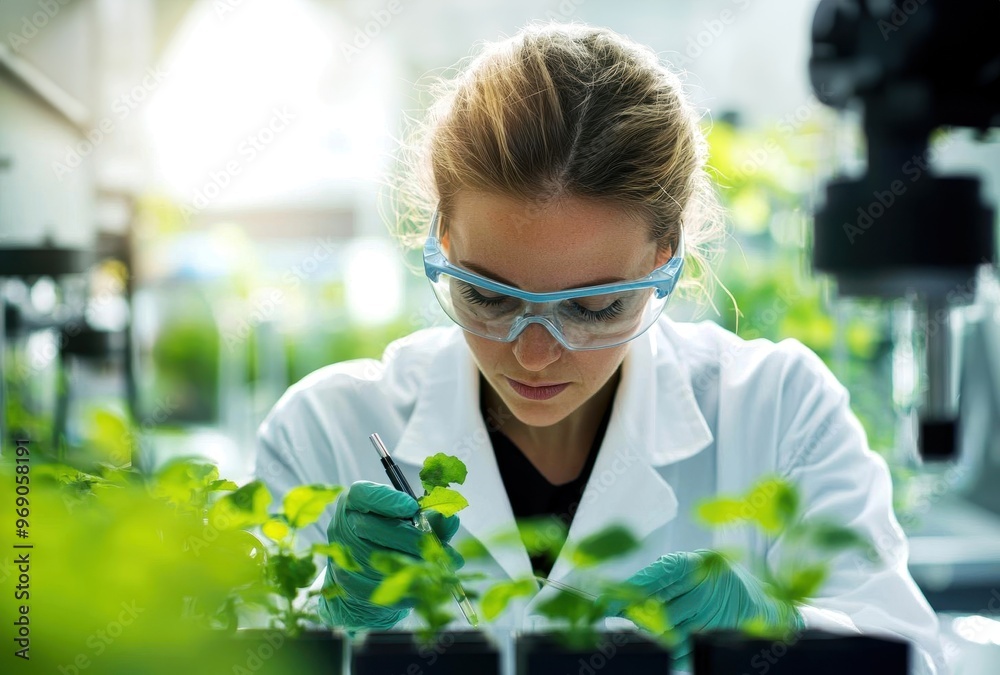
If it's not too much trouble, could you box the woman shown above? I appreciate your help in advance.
[255,22,944,672]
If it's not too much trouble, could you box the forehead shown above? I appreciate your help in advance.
[445,191,655,291]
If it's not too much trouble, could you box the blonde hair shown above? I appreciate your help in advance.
[387,21,728,312]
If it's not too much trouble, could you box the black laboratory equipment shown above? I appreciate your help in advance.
[808,0,999,460]
[0,235,138,465]
[808,0,1000,616]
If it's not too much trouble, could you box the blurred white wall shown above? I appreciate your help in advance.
[0,0,96,246]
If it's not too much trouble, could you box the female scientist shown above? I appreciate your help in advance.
[255,23,944,672]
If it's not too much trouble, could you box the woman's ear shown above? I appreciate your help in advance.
[654,243,673,268]
[439,225,450,254]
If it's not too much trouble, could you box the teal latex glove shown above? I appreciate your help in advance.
[618,550,804,663]
[317,480,464,631]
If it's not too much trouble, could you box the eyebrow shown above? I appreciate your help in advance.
[457,259,627,289]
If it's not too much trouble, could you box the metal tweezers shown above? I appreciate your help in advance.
[535,575,599,601]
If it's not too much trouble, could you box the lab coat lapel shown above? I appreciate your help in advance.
[392,329,534,584]
[540,320,715,594]
[391,318,715,605]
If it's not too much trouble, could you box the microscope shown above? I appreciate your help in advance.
[809,0,998,460]
[809,0,1000,612]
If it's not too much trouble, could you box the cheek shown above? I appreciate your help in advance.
[579,347,628,383]
[463,332,505,367]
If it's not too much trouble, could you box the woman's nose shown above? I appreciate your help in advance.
[512,322,562,370]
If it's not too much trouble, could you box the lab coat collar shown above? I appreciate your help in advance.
[392,318,714,589]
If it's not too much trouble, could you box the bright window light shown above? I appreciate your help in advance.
[144,0,390,208]
[344,238,403,326]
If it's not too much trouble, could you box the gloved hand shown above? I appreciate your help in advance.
[317,480,464,630]
[615,550,804,664]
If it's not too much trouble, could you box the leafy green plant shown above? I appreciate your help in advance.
[469,519,675,649]
[364,453,479,640]
[0,456,268,673]
[211,480,348,637]
[695,475,878,636]
[367,477,679,647]
[417,452,470,515]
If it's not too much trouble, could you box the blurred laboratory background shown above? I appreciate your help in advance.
[1,0,999,670]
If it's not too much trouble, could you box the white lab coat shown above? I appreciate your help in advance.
[255,315,946,674]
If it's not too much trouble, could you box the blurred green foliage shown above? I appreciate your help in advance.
[284,317,417,386]
[696,475,878,636]
[152,320,220,422]
[705,118,896,455]
[4,351,138,465]
[216,480,347,637]
[0,457,273,674]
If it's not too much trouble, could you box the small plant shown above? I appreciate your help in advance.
[365,464,677,646]
[415,452,471,517]
[211,479,349,637]
[695,475,878,636]
[364,453,479,640]
[468,519,674,649]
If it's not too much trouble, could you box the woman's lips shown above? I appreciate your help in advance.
[505,376,570,400]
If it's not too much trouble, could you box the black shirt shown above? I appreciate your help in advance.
[481,375,613,578]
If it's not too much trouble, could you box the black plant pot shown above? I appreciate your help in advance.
[117,628,345,674]
[516,631,672,675]
[352,630,500,675]
[221,628,346,674]
[692,629,909,675]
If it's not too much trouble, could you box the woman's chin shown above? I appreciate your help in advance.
[501,395,575,430]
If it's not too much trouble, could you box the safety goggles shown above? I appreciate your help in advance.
[422,208,685,350]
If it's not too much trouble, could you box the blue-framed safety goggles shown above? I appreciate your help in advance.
[423,208,685,350]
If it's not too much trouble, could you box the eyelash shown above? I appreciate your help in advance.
[459,285,510,307]
[571,299,625,322]
[459,284,625,322]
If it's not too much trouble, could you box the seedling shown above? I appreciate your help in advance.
[365,453,482,640]
[695,475,879,636]
[212,480,350,637]
[474,518,675,650]
[416,452,470,516]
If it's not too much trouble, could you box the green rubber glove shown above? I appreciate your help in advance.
[317,480,464,631]
[617,550,804,664]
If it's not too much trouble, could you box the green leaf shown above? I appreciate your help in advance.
[481,578,537,621]
[624,598,670,636]
[369,551,413,576]
[774,482,800,526]
[694,550,732,581]
[86,408,134,465]
[696,498,747,527]
[268,553,317,600]
[208,479,239,492]
[809,522,869,552]
[150,458,219,507]
[209,481,272,529]
[784,564,828,602]
[536,589,602,626]
[419,453,468,492]
[570,525,639,568]
[741,616,781,638]
[419,532,452,569]
[261,517,291,543]
[313,542,361,572]
[33,463,106,491]
[320,584,344,601]
[370,567,420,606]
[455,537,491,561]
[745,478,799,534]
[515,517,568,561]
[418,486,469,517]
[283,484,343,529]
